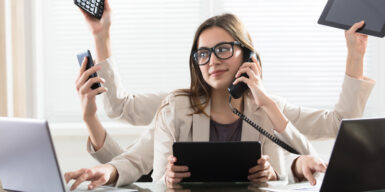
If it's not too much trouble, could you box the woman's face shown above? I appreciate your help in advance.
[197,26,243,90]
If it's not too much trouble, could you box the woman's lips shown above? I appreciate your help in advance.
[210,69,228,77]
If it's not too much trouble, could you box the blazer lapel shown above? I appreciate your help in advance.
[192,100,211,141]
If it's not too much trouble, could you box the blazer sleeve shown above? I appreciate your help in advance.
[152,97,176,184]
[86,133,125,164]
[282,75,375,140]
[96,57,168,125]
[107,125,155,186]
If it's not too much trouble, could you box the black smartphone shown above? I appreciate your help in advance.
[74,0,105,20]
[227,49,254,99]
[76,50,101,90]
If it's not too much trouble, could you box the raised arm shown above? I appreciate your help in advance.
[76,0,167,161]
[282,21,375,140]
[79,0,168,125]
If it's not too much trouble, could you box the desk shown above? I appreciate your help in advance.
[120,182,385,192]
[122,182,284,192]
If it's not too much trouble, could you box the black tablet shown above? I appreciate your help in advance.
[318,0,385,38]
[172,141,261,182]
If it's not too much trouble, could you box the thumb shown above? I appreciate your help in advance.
[348,20,365,33]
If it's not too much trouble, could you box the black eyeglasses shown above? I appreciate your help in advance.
[193,41,242,65]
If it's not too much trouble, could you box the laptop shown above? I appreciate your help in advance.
[260,118,385,192]
[0,118,135,192]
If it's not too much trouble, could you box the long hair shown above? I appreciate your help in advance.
[179,13,262,116]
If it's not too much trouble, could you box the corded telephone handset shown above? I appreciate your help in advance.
[227,48,300,155]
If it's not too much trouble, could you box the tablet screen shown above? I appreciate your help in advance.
[319,0,385,37]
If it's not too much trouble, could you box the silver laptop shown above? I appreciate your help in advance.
[0,118,135,192]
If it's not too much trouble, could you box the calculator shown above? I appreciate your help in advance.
[74,0,105,20]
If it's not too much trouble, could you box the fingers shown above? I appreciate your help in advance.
[314,162,327,173]
[77,57,88,82]
[70,169,95,191]
[258,155,270,164]
[236,61,260,78]
[248,156,275,183]
[79,77,105,94]
[88,175,107,190]
[64,169,86,184]
[233,68,257,86]
[168,155,177,163]
[166,156,190,186]
[348,20,365,33]
[252,55,262,78]
[166,171,191,179]
[248,170,269,180]
[171,165,189,172]
[232,76,250,87]
[249,162,269,174]
[303,166,316,186]
[89,86,108,97]
[249,155,270,173]
[235,67,257,81]
[76,65,102,91]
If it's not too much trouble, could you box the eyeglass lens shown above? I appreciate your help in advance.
[196,43,234,65]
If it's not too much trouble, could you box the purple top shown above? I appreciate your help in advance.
[209,118,243,142]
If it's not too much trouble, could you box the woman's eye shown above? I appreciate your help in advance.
[199,52,208,58]
[217,47,230,52]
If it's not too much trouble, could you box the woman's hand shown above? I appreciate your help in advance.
[79,0,112,63]
[345,21,368,80]
[234,56,289,132]
[78,0,112,38]
[248,155,277,183]
[345,21,368,58]
[233,56,270,107]
[64,164,118,191]
[165,155,191,188]
[292,155,327,186]
[75,57,107,120]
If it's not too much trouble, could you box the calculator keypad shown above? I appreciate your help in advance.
[75,0,104,19]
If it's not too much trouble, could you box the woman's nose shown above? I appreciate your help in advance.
[208,52,221,66]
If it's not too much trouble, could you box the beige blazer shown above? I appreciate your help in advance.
[152,91,319,183]
[88,58,375,186]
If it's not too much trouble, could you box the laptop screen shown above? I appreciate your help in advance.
[321,118,385,192]
[0,118,65,192]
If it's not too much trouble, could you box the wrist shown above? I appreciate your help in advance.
[347,52,364,60]
[94,32,110,42]
[83,114,98,123]
[346,54,364,80]
[93,35,111,63]
[260,98,275,111]
[292,156,305,181]
[106,164,119,185]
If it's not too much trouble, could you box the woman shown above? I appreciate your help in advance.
[151,13,325,188]
[65,0,374,190]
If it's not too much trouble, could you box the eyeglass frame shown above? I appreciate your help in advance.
[193,41,243,66]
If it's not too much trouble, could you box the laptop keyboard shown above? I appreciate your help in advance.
[65,182,137,192]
